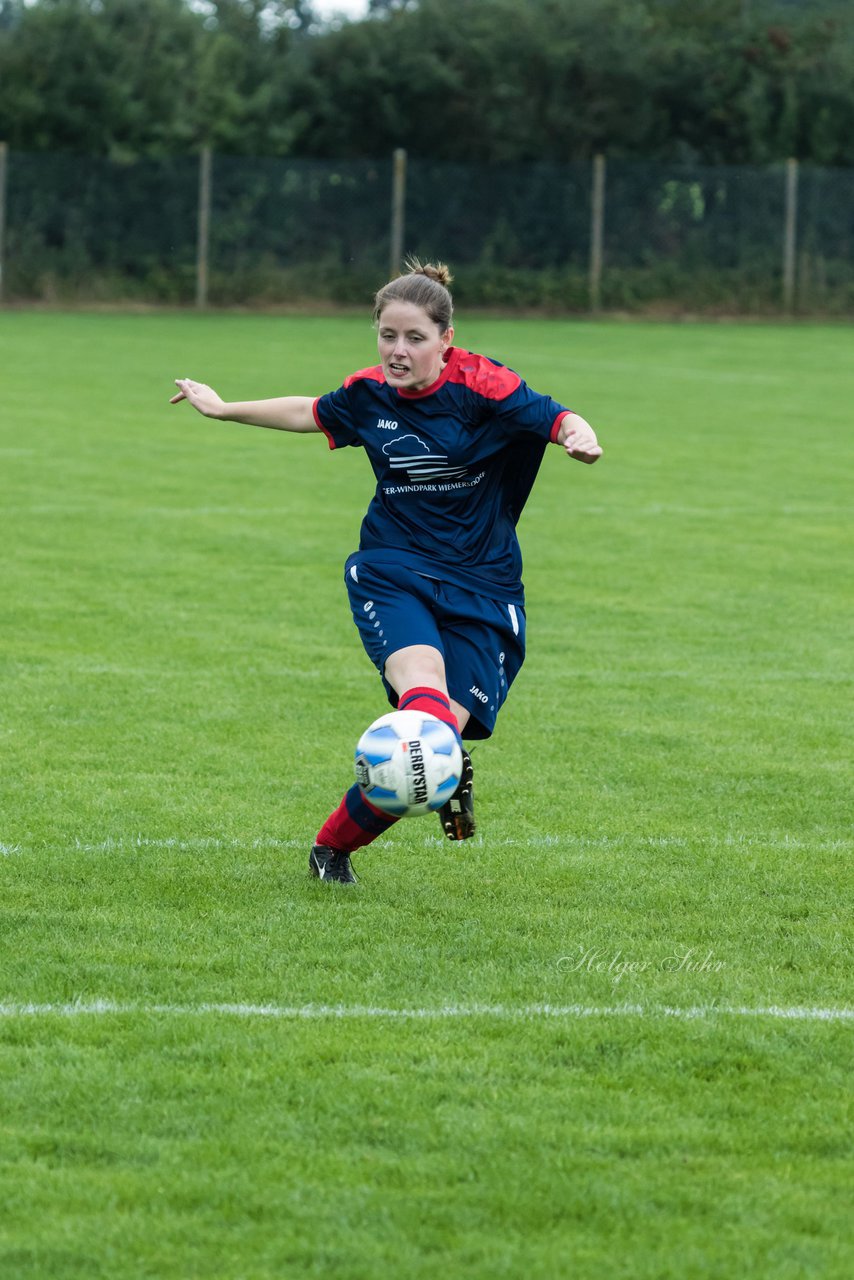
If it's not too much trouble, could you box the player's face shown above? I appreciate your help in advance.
[377,301,453,392]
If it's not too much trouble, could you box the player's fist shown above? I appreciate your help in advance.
[560,413,603,464]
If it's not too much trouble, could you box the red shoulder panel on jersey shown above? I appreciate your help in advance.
[446,349,522,400]
[344,364,386,390]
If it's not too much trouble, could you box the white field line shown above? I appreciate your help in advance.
[0,1001,851,1023]
[69,835,304,853]
[3,832,850,856]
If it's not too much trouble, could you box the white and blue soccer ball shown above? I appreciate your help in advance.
[354,710,463,817]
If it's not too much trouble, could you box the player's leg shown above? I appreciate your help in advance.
[311,563,448,880]
[382,641,474,840]
[311,783,397,882]
[431,586,527,841]
[383,643,470,739]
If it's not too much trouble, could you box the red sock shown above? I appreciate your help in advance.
[316,783,399,853]
[398,686,462,743]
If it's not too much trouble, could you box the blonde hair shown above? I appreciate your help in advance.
[373,257,454,333]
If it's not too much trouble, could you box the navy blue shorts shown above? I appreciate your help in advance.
[344,555,526,740]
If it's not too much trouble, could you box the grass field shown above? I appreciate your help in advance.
[1,310,852,1278]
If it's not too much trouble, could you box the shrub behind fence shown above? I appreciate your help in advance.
[0,146,852,313]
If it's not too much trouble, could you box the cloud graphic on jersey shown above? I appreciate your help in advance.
[382,434,430,456]
[381,433,470,483]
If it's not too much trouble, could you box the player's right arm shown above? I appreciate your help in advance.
[170,379,320,433]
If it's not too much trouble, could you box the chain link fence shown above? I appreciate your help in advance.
[0,147,852,313]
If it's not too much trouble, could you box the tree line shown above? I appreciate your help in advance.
[1,0,852,166]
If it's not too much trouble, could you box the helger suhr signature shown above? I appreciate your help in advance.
[557,944,726,984]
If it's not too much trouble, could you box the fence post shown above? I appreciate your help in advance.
[0,142,8,304]
[390,148,407,278]
[783,157,799,314]
[589,153,606,314]
[196,145,212,309]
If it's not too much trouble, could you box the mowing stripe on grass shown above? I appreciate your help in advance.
[0,1002,851,1022]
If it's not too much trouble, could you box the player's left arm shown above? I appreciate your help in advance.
[556,412,603,464]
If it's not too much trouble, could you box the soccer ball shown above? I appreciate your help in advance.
[354,710,463,818]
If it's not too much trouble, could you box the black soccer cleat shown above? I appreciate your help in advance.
[309,844,357,884]
[438,748,476,841]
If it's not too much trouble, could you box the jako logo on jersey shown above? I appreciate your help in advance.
[470,686,489,704]
[376,419,398,430]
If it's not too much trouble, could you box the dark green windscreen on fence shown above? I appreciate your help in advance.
[2,151,852,312]
[6,153,200,301]
[797,165,854,310]
[208,156,390,302]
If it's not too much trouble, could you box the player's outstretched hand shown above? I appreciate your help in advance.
[170,378,226,419]
[561,414,603,464]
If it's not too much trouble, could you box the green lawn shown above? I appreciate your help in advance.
[1,311,851,1278]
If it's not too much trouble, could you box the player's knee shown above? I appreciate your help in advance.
[385,644,447,695]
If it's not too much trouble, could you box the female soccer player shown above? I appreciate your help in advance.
[172,261,602,882]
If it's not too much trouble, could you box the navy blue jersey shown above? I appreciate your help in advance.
[313,347,570,603]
